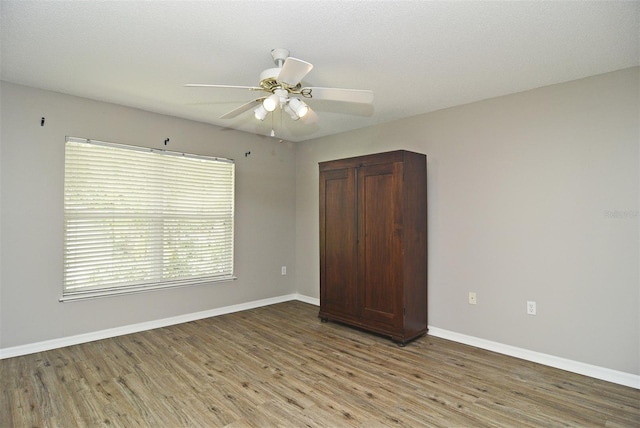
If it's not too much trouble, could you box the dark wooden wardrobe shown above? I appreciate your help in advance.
[319,150,427,345]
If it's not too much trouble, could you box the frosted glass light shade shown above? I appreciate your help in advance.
[263,94,279,112]
[289,97,309,118]
[254,105,268,121]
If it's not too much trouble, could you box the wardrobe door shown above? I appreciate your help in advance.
[319,167,358,319]
[357,161,404,329]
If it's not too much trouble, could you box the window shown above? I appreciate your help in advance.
[62,137,235,301]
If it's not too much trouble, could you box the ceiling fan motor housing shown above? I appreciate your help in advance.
[259,68,281,89]
[260,48,293,92]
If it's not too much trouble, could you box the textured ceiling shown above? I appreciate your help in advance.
[1,1,638,142]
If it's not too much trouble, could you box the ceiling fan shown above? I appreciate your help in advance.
[185,48,374,125]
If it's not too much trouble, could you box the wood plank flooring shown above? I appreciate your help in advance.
[1,301,638,427]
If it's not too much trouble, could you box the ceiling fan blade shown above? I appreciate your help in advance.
[302,87,373,104]
[277,57,313,86]
[219,99,263,119]
[185,84,263,91]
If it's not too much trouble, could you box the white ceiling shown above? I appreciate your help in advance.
[1,1,638,142]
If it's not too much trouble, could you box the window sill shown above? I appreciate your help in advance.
[59,276,237,302]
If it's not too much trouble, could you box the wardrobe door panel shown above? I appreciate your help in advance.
[358,162,403,328]
[320,168,358,318]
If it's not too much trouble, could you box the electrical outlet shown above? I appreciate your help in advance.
[527,301,536,315]
[281,266,287,275]
[468,292,477,305]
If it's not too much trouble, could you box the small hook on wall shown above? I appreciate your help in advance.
[164,138,170,146]
[40,117,45,126]
[245,151,251,157]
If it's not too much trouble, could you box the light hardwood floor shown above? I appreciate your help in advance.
[1,301,638,427]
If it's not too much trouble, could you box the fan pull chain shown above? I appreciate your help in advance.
[270,110,275,137]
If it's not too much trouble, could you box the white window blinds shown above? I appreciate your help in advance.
[63,137,235,300]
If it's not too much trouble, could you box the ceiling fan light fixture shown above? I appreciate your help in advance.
[263,93,279,112]
[254,105,268,121]
[284,103,300,121]
[289,97,309,118]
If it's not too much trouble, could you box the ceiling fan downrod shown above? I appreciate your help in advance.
[270,48,290,68]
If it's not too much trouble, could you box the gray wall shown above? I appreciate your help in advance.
[2,68,638,377]
[295,68,639,375]
[0,82,297,348]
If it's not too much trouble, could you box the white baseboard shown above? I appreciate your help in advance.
[1,294,637,389]
[428,326,640,390]
[294,294,320,306]
[0,294,300,360]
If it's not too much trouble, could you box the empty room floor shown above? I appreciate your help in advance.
[1,301,638,427]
